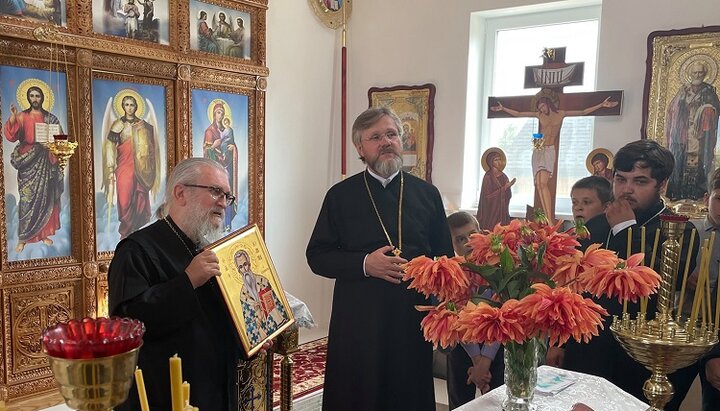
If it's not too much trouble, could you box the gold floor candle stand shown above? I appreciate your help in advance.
[275,326,299,411]
[610,216,718,411]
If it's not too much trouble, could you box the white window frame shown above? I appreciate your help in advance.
[462,1,602,219]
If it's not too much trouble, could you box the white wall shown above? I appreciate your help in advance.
[265,1,340,342]
[265,0,720,342]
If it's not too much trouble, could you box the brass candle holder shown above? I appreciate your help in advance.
[48,347,140,411]
[43,135,78,172]
[42,317,145,411]
[610,215,718,411]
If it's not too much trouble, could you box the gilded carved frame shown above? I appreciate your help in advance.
[0,0,268,403]
[0,0,268,76]
[642,26,720,203]
[0,40,82,271]
[368,84,436,182]
[86,69,177,260]
[642,26,720,142]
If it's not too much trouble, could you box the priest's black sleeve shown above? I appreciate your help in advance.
[108,240,203,339]
[306,190,367,280]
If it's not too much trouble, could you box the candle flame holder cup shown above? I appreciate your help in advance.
[41,317,145,411]
[610,215,718,411]
[43,134,78,172]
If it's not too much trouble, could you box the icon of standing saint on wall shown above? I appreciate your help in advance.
[476,147,515,230]
[100,88,161,240]
[665,56,720,200]
[3,77,66,254]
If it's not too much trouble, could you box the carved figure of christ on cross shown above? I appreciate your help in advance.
[487,47,623,222]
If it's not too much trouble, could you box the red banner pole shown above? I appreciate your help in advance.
[341,6,347,179]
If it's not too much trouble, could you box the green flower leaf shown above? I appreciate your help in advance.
[500,248,515,274]
[536,242,546,269]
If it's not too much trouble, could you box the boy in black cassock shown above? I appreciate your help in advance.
[563,140,699,411]
[307,107,453,411]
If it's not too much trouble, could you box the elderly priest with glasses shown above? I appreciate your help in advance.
[108,157,258,411]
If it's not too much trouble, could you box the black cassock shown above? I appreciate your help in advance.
[564,202,699,411]
[108,217,241,411]
[307,171,453,411]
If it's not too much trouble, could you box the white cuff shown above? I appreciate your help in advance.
[612,219,637,236]
[363,254,370,277]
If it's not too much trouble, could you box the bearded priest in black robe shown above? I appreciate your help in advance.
[109,158,248,411]
[307,107,453,411]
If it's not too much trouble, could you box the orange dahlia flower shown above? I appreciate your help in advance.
[537,227,581,276]
[456,300,528,344]
[404,255,470,301]
[582,253,661,303]
[551,250,585,291]
[466,233,503,266]
[515,284,607,346]
[418,303,460,349]
[580,243,620,269]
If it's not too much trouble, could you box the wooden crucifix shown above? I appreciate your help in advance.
[487,47,623,222]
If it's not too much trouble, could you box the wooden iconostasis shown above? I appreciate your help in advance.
[0,0,268,406]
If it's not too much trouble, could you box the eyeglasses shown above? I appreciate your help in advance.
[184,184,236,205]
[363,130,400,143]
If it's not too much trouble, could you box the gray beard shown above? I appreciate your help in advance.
[370,154,403,178]
[186,201,226,246]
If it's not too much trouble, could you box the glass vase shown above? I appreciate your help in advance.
[502,337,540,411]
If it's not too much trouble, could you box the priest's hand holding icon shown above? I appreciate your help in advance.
[365,245,407,284]
[185,249,221,288]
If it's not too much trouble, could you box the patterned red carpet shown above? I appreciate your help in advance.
[272,337,327,407]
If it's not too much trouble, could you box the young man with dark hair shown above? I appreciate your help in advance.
[563,139,699,411]
[445,212,503,409]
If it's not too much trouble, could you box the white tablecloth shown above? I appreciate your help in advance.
[455,365,648,411]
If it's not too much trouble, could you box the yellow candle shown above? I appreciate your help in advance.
[135,368,150,411]
[170,354,184,411]
[640,297,648,319]
[626,227,632,258]
[182,381,190,405]
[715,264,720,330]
[650,229,661,268]
[677,229,697,321]
[705,260,713,326]
[707,233,717,325]
[691,241,710,325]
[641,226,646,253]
